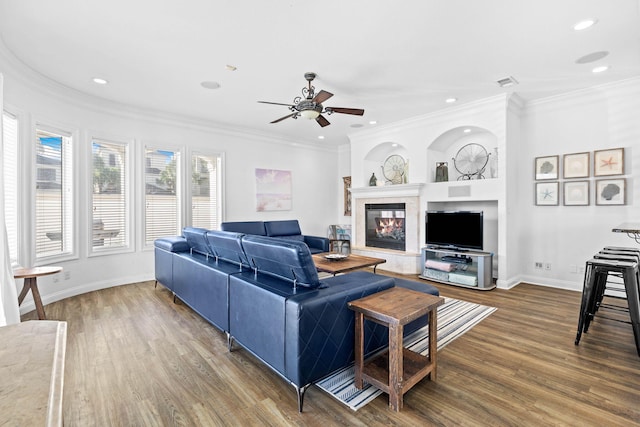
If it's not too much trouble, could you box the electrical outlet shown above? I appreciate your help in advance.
[544,263,551,271]
[534,262,543,269]
[64,271,71,280]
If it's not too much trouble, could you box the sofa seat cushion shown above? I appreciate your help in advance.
[241,235,321,288]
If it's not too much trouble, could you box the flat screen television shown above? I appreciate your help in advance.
[425,210,483,251]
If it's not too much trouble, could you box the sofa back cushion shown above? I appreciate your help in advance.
[264,220,302,237]
[205,230,250,267]
[220,221,267,236]
[241,235,321,288]
[182,227,213,257]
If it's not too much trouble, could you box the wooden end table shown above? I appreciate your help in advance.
[348,287,445,411]
[13,266,63,320]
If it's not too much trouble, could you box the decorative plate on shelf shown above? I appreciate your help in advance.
[324,253,349,261]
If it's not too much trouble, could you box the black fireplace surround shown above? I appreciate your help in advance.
[365,203,406,251]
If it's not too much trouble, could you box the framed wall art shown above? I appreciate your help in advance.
[343,176,352,216]
[563,152,590,179]
[535,181,559,205]
[534,155,559,180]
[595,178,626,205]
[594,147,624,176]
[563,181,589,206]
[255,168,292,211]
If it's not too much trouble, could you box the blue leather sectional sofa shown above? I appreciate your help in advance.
[220,219,330,254]
[154,226,439,411]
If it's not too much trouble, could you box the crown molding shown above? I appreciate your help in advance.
[0,38,336,154]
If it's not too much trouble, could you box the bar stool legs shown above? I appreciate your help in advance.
[575,255,640,356]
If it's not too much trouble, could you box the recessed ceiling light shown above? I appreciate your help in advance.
[445,97,457,103]
[592,65,609,73]
[92,77,108,85]
[392,143,398,147]
[463,128,471,133]
[573,19,597,31]
[369,120,377,125]
[318,135,325,140]
[201,81,221,89]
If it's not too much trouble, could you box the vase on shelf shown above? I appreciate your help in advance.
[435,162,449,182]
[369,173,377,186]
[489,147,498,178]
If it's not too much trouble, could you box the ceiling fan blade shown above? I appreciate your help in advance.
[326,107,365,116]
[258,101,296,107]
[316,115,330,127]
[270,112,297,124]
[312,90,333,104]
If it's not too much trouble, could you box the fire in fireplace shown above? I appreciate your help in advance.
[365,203,406,251]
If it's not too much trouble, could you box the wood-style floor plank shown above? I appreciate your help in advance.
[20,275,640,426]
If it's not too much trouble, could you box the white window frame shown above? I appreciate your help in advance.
[142,144,182,249]
[2,109,20,266]
[32,121,79,264]
[186,149,224,230]
[88,135,134,257]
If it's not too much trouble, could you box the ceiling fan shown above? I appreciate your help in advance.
[258,72,365,127]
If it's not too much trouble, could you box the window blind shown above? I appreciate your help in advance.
[2,111,18,264]
[35,127,73,259]
[92,139,129,250]
[191,154,220,230]
[145,148,180,245]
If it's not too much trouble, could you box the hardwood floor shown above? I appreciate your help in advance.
[21,275,640,426]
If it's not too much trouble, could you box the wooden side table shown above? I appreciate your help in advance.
[13,266,63,320]
[348,287,445,411]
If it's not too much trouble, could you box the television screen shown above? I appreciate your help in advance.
[425,211,483,250]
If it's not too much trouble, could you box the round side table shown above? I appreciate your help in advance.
[13,266,63,320]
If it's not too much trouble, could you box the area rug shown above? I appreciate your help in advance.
[315,297,496,411]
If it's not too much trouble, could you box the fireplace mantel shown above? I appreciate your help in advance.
[350,183,424,274]
[349,182,424,199]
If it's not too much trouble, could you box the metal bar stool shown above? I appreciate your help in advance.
[575,257,640,356]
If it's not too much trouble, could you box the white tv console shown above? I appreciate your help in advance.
[418,246,495,290]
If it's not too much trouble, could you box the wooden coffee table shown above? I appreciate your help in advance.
[312,253,386,276]
[348,287,445,411]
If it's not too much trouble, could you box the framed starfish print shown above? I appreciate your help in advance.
[594,147,624,176]
[535,182,559,205]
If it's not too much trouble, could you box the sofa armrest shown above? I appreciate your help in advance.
[303,235,330,252]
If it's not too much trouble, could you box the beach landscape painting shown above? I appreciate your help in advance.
[255,168,292,211]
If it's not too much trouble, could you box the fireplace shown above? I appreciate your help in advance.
[365,203,406,251]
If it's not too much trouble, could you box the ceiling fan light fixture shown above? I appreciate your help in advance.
[300,109,320,119]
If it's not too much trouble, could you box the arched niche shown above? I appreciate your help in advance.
[362,142,409,185]
[427,126,498,182]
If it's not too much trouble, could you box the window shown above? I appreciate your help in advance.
[92,139,129,251]
[190,153,221,229]
[35,126,73,259]
[145,148,180,245]
[2,111,18,264]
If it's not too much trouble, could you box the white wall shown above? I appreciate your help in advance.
[518,77,640,290]
[1,58,339,313]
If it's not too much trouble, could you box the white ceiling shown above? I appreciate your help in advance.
[1,0,639,146]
